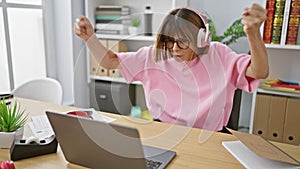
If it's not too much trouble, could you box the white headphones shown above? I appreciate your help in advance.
[184,7,211,48]
[197,14,211,48]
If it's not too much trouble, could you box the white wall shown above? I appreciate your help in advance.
[52,0,74,105]
[48,0,89,107]
[72,0,90,108]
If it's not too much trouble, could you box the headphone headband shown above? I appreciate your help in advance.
[178,6,211,48]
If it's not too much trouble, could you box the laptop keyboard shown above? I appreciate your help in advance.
[146,159,163,169]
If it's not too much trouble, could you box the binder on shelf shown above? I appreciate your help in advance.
[108,69,122,77]
[283,98,300,145]
[89,39,128,77]
[253,94,271,139]
[267,96,287,142]
[89,39,109,76]
[107,40,127,52]
[89,52,108,76]
[103,39,127,78]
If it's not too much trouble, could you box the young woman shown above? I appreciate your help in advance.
[74,4,269,132]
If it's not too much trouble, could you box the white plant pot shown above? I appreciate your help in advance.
[128,26,138,35]
[0,127,24,148]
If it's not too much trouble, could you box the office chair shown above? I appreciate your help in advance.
[12,77,63,104]
[226,89,242,131]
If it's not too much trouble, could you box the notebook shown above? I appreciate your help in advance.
[45,111,176,169]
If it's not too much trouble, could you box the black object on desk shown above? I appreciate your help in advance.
[0,93,13,100]
[10,135,58,161]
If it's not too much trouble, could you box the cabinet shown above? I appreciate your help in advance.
[252,93,300,145]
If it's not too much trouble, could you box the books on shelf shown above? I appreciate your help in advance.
[286,0,300,45]
[263,0,276,43]
[95,5,131,35]
[271,0,286,44]
[260,78,300,94]
[263,0,300,45]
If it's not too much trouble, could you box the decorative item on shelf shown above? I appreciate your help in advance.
[128,17,140,35]
[209,17,246,45]
[144,5,153,36]
[0,100,29,148]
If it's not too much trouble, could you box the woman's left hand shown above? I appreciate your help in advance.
[241,3,267,35]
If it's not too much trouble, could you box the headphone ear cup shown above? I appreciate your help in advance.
[197,28,207,48]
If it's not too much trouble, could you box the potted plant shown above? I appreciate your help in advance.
[0,99,28,148]
[208,17,246,45]
[128,17,140,35]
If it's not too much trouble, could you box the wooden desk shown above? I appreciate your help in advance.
[1,98,300,169]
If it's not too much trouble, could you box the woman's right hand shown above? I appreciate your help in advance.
[74,16,94,42]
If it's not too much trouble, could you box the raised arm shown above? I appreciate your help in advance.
[242,3,269,79]
[74,16,120,69]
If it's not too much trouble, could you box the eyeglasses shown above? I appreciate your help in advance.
[165,38,190,50]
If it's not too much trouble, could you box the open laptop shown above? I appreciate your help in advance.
[45,111,176,169]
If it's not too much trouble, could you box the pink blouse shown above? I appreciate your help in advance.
[116,42,259,131]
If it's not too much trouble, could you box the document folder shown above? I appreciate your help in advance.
[224,128,300,167]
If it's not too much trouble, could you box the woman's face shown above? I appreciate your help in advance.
[166,37,197,62]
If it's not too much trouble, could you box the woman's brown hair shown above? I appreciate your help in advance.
[153,8,205,62]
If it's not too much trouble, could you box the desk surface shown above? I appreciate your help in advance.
[1,98,300,169]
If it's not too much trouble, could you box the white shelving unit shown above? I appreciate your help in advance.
[249,0,300,134]
[265,44,300,50]
[257,88,300,98]
[95,34,155,42]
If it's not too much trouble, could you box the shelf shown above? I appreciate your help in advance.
[257,88,300,98]
[90,75,142,85]
[265,44,300,50]
[95,34,155,42]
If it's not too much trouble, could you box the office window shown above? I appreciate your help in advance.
[6,0,41,5]
[7,8,46,87]
[0,8,11,93]
[0,1,46,93]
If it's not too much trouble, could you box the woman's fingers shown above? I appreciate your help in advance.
[74,16,94,41]
[242,3,267,34]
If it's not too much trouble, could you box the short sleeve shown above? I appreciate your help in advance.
[234,55,260,93]
[116,46,153,83]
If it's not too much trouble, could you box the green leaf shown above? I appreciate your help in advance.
[208,16,246,45]
[0,100,29,132]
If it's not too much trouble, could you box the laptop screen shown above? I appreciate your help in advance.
[46,111,176,169]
